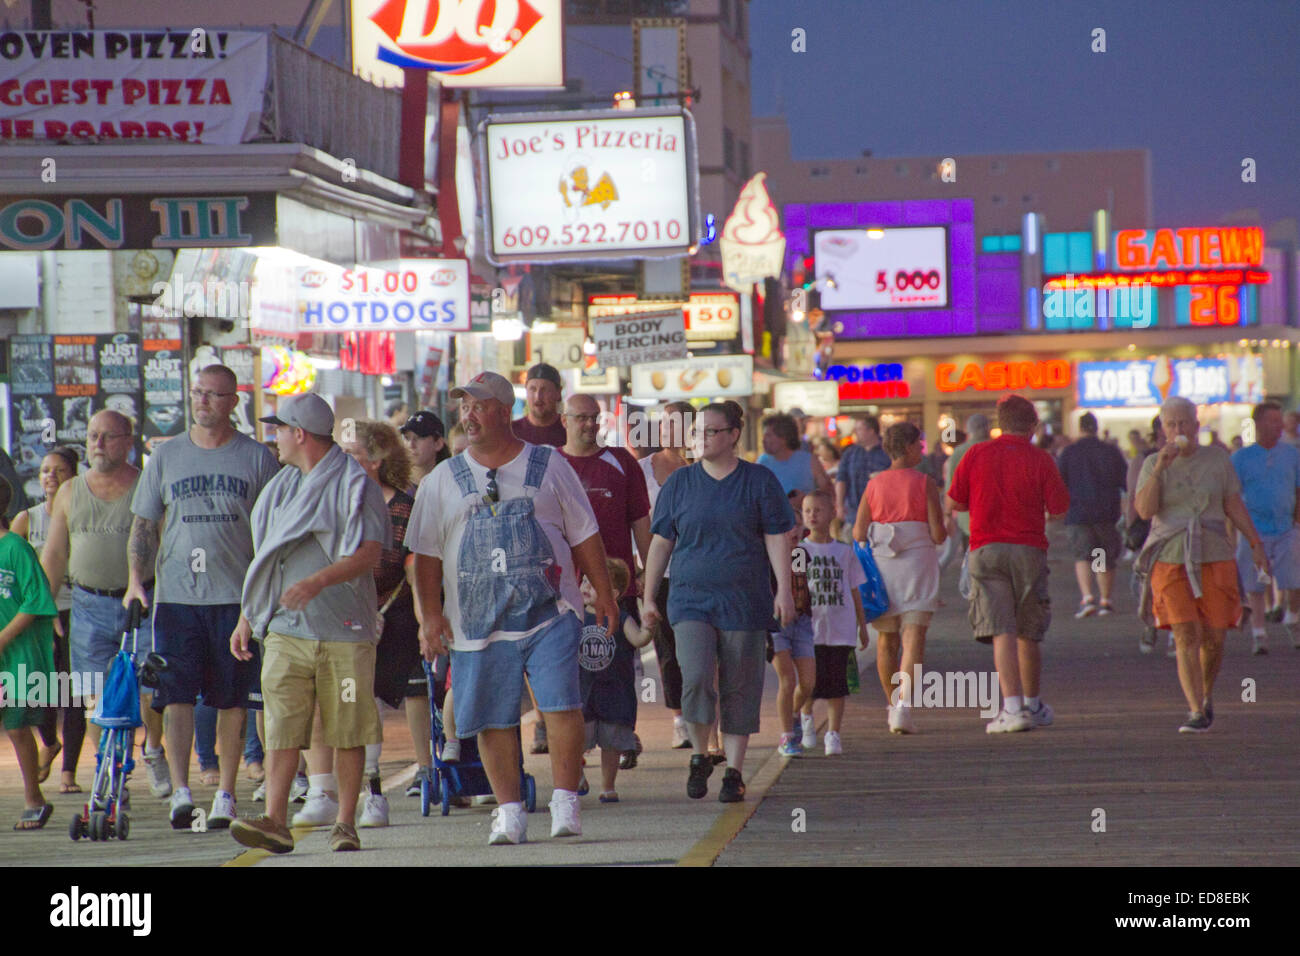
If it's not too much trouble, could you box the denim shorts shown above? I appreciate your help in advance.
[1236,527,1300,593]
[450,611,582,738]
[69,586,153,698]
[772,616,814,658]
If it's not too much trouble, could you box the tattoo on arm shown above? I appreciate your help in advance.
[129,516,160,578]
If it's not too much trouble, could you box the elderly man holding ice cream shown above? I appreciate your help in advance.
[1134,396,1268,734]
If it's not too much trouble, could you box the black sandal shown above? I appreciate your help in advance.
[14,803,53,830]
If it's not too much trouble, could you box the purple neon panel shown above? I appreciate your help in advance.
[905,199,950,224]
[854,202,904,226]
[952,199,974,223]
[784,204,808,229]
[809,204,856,228]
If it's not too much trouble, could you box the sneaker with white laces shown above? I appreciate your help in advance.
[1251,632,1269,655]
[1178,711,1211,734]
[488,802,527,845]
[824,730,843,756]
[985,708,1034,734]
[208,791,236,830]
[1138,627,1157,654]
[358,792,389,828]
[144,749,172,798]
[671,719,692,749]
[1288,618,1300,649]
[799,713,816,750]
[441,737,462,762]
[252,780,266,802]
[289,774,309,803]
[1075,597,1097,619]
[1165,633,1177,658]
[549,790,581,838]
[169,786,196,829]
[1025,701,1054,727]
[888,704,915,735]
[777,733,802,757]
[292,788,340,828]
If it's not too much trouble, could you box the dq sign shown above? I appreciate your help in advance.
[350,0,564,88]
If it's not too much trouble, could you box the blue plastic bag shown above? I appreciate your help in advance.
[853,540,891,622]
[91,650,141,730]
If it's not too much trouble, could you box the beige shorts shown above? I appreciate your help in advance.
[967,543,1051,643]
[873,610,934,633]
[261,632,382,750]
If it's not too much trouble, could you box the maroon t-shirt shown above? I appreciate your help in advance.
[512,416,567,448]
[559,446,650,597]
[948,434,1070,551]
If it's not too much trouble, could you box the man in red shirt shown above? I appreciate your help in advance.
[949,394,1070,733]
[512,363,567,448]
[558,393,651,766]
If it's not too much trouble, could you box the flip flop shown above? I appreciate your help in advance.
[60,782,82,794]
[14,803,53,830]
[37,741,62,783]
[199,769,220,786]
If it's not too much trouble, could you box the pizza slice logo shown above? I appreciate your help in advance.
[559,165,619,211]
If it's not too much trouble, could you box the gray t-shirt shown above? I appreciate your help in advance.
[132,432,280,605]
[267,477,390,643]
[1137,444,1241,564]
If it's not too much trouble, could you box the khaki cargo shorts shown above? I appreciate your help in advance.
[261,632,382,750]
[967,543,1051,643]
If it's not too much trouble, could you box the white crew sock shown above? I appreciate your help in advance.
[308,773,337,796]
[364,743,382,778]
[1004,695,1023,714]
[1025,696,1040,711]
[1253,628,1267,638]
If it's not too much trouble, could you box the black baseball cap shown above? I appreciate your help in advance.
[400,410,445,439]
[525,363,563,390]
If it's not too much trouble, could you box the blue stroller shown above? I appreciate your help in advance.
[69,601,166,842]
[420,659,536,817]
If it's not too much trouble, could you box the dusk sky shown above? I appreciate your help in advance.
[749,0,1300,229]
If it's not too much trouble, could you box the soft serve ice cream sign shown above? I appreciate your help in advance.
[720,173,786,293]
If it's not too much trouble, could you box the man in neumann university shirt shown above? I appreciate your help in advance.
[228,393,390,856]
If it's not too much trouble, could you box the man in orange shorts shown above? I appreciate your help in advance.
[1134,396,1268,733]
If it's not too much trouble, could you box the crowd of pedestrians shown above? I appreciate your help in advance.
[3,356,1294,845]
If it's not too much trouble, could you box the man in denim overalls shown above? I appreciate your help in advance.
[408,372,619,845]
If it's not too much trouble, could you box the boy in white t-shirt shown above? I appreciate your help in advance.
[796,492,869,755]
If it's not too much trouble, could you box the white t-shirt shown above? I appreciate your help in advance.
[801,539,866,646]
[406,443,600,651]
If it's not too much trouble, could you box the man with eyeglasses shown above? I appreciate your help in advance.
[407,371,619,845]
[123,365,280,829]
[559,393,651,770]
[41,408,165,783]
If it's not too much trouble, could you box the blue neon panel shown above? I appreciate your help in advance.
[1068,232,1093,272]
[1043,233,1069,275]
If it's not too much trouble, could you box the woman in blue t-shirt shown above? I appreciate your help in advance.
[643,401,797,804]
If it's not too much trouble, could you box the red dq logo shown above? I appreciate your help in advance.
[431,269,457,285]
[368,0,544,75]
[299,270,328,288]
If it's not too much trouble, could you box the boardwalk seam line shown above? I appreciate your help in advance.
[677,742,800,867]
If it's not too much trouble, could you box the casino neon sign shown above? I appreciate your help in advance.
[936,360,1071,392]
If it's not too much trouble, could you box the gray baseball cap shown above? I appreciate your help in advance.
[450,371,516,408]
[260,393,334,436]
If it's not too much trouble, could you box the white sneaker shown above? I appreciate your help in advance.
[671,719,692,749]
[1166,633,1177,658]
[1287,616,1300,648]
[209,791,236,830]
[1251,633,1268,656]
[549,790,581,838]
[144,749,172,798]
[441,738,461,762]
[359,793,389,828]
[888,704,915,735]
[168,786,195,829]
[1025,701,1054,727]
[488,802,527,845]
[800,713,816,750]
[252,781,266,802]
[823,730,843,756]
[986,708,1034,734]
[292,789,340,828]
[289,774,309,803]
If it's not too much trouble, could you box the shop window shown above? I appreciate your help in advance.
[991,194,1004,206]
[855,165,869,176]
[990,159,1006,174]
[895,163,908,177]
[1046,157,1060,172]
[811,166,831,178]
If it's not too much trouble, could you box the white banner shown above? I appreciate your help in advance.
[297,259,471,332]
[631,354,753,401]
[815,226,949,310]
[773,381,839,418]
[593,309,686,369]
[0,30,268,144]
[483,108,697,264]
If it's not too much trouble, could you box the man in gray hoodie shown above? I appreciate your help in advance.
[228,394,390,854]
